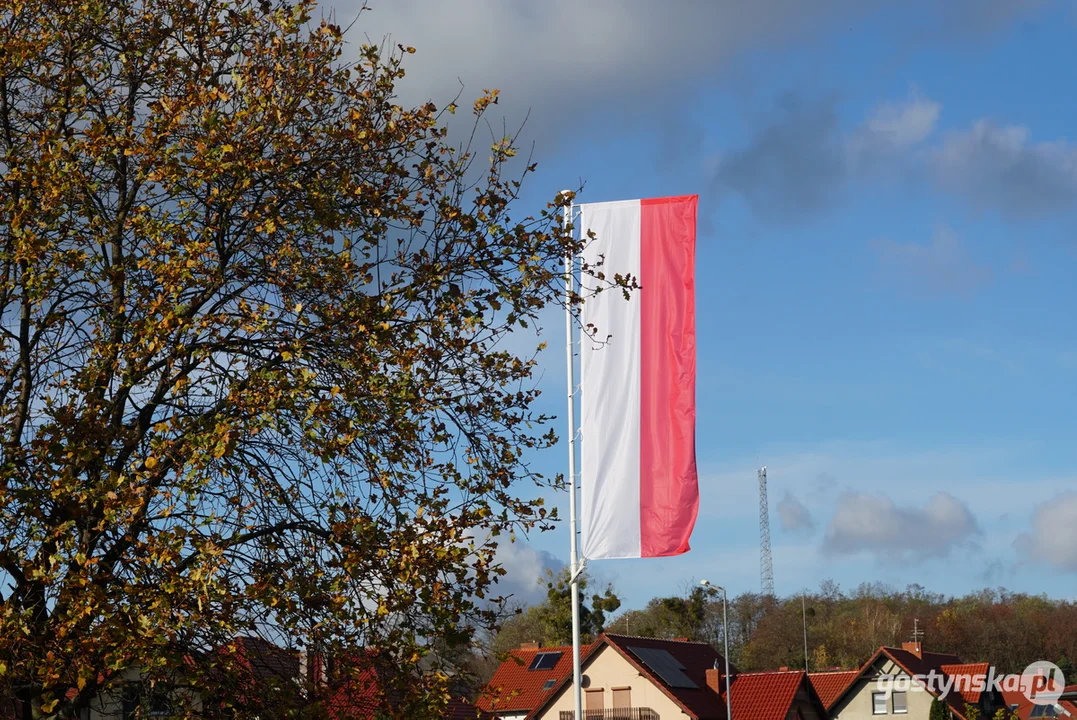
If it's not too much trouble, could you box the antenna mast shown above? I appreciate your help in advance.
[758,466,775,597]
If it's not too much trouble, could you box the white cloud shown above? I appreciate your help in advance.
[777,491,815,533]
[822,491,980,562]
[489,538,564,607]
[864,91,941,148]
[1014,492,1077,572]
[871,225,992,297]
[933,120,1077,216]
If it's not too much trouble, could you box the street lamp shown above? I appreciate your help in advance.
[700,580,732,720]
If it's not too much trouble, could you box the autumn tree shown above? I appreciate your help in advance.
[490,569,620,652]
[605,585,722,646]
[0,0,612,716]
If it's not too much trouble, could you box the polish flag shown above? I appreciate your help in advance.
[578,195,699,560]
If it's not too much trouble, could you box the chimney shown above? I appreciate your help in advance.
[779,666,789,671]
[901,641,922,658]
[672,637,689,643]
[706,668,723,694]
[520,642,540,650]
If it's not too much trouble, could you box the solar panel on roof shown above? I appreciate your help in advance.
[627,646,698,689]
[529,651,563,671]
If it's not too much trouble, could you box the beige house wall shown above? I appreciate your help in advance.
[832,659,935,720]
[536,646,691,720]
[68,666,202,719]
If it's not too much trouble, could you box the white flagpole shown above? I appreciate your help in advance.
[562,193,584,720]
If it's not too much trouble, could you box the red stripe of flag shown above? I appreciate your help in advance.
[639,195,699,557]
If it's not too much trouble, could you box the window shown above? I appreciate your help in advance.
[542,679,557,690]
[873,692,888,715]
[586,688,605,714]
[528,652,563,671]
[612,688,632,710]
[121,683,173,720]
[893,692,907,714]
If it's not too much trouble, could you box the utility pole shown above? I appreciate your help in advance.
[758,467,775,597]
[802,594,809,672]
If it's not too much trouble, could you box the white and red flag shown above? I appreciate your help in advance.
[578,195,699,560]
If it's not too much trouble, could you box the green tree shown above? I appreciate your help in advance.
[930,697,952,720]
[0,0,623,716]
[487,570,621,659]
[605,585,720,644]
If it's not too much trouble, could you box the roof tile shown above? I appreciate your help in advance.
[477,644,589,714]
[808,670,860,709]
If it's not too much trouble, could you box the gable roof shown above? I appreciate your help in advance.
[513,634,734,720]
[808,670,860,709]
[477,643,589,714]
[827,646,992,720]
[718,670,825,720]
[603,634,731,720]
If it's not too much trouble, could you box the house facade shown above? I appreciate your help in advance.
[481,634,829,720]
[825,642,1002,720]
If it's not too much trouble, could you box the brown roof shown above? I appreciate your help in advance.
[602,634,732,720]
[488,634,831,720]
[827,646,995,720]
[808,669,860,709]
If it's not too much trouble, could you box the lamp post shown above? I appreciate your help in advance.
[700,580,731,720]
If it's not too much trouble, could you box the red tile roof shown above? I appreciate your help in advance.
[477,643,592,714]
[443,696,490,720]
[717,671,811,720]
[1001,687,1077,720]
[939,663,992,705]
[808,670,860,709]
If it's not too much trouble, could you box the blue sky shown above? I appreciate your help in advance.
[340,0,1077,611]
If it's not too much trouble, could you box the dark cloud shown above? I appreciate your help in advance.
[822,491,980,562]
[872,225,992,297]
[933,121,1077,217]
[714,94,848,223]
[332,0,1046,147]
[711,90,940,224]
[777,491,816,533]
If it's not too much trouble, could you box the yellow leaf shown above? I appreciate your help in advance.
[145,456,158,470]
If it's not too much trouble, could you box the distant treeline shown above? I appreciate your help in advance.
[606,581,1077,674]
[482,573,1077,682]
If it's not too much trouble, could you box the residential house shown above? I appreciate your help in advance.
[1000,681,1077,719]
[823,642,1003,720]
[479,634,829,720]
